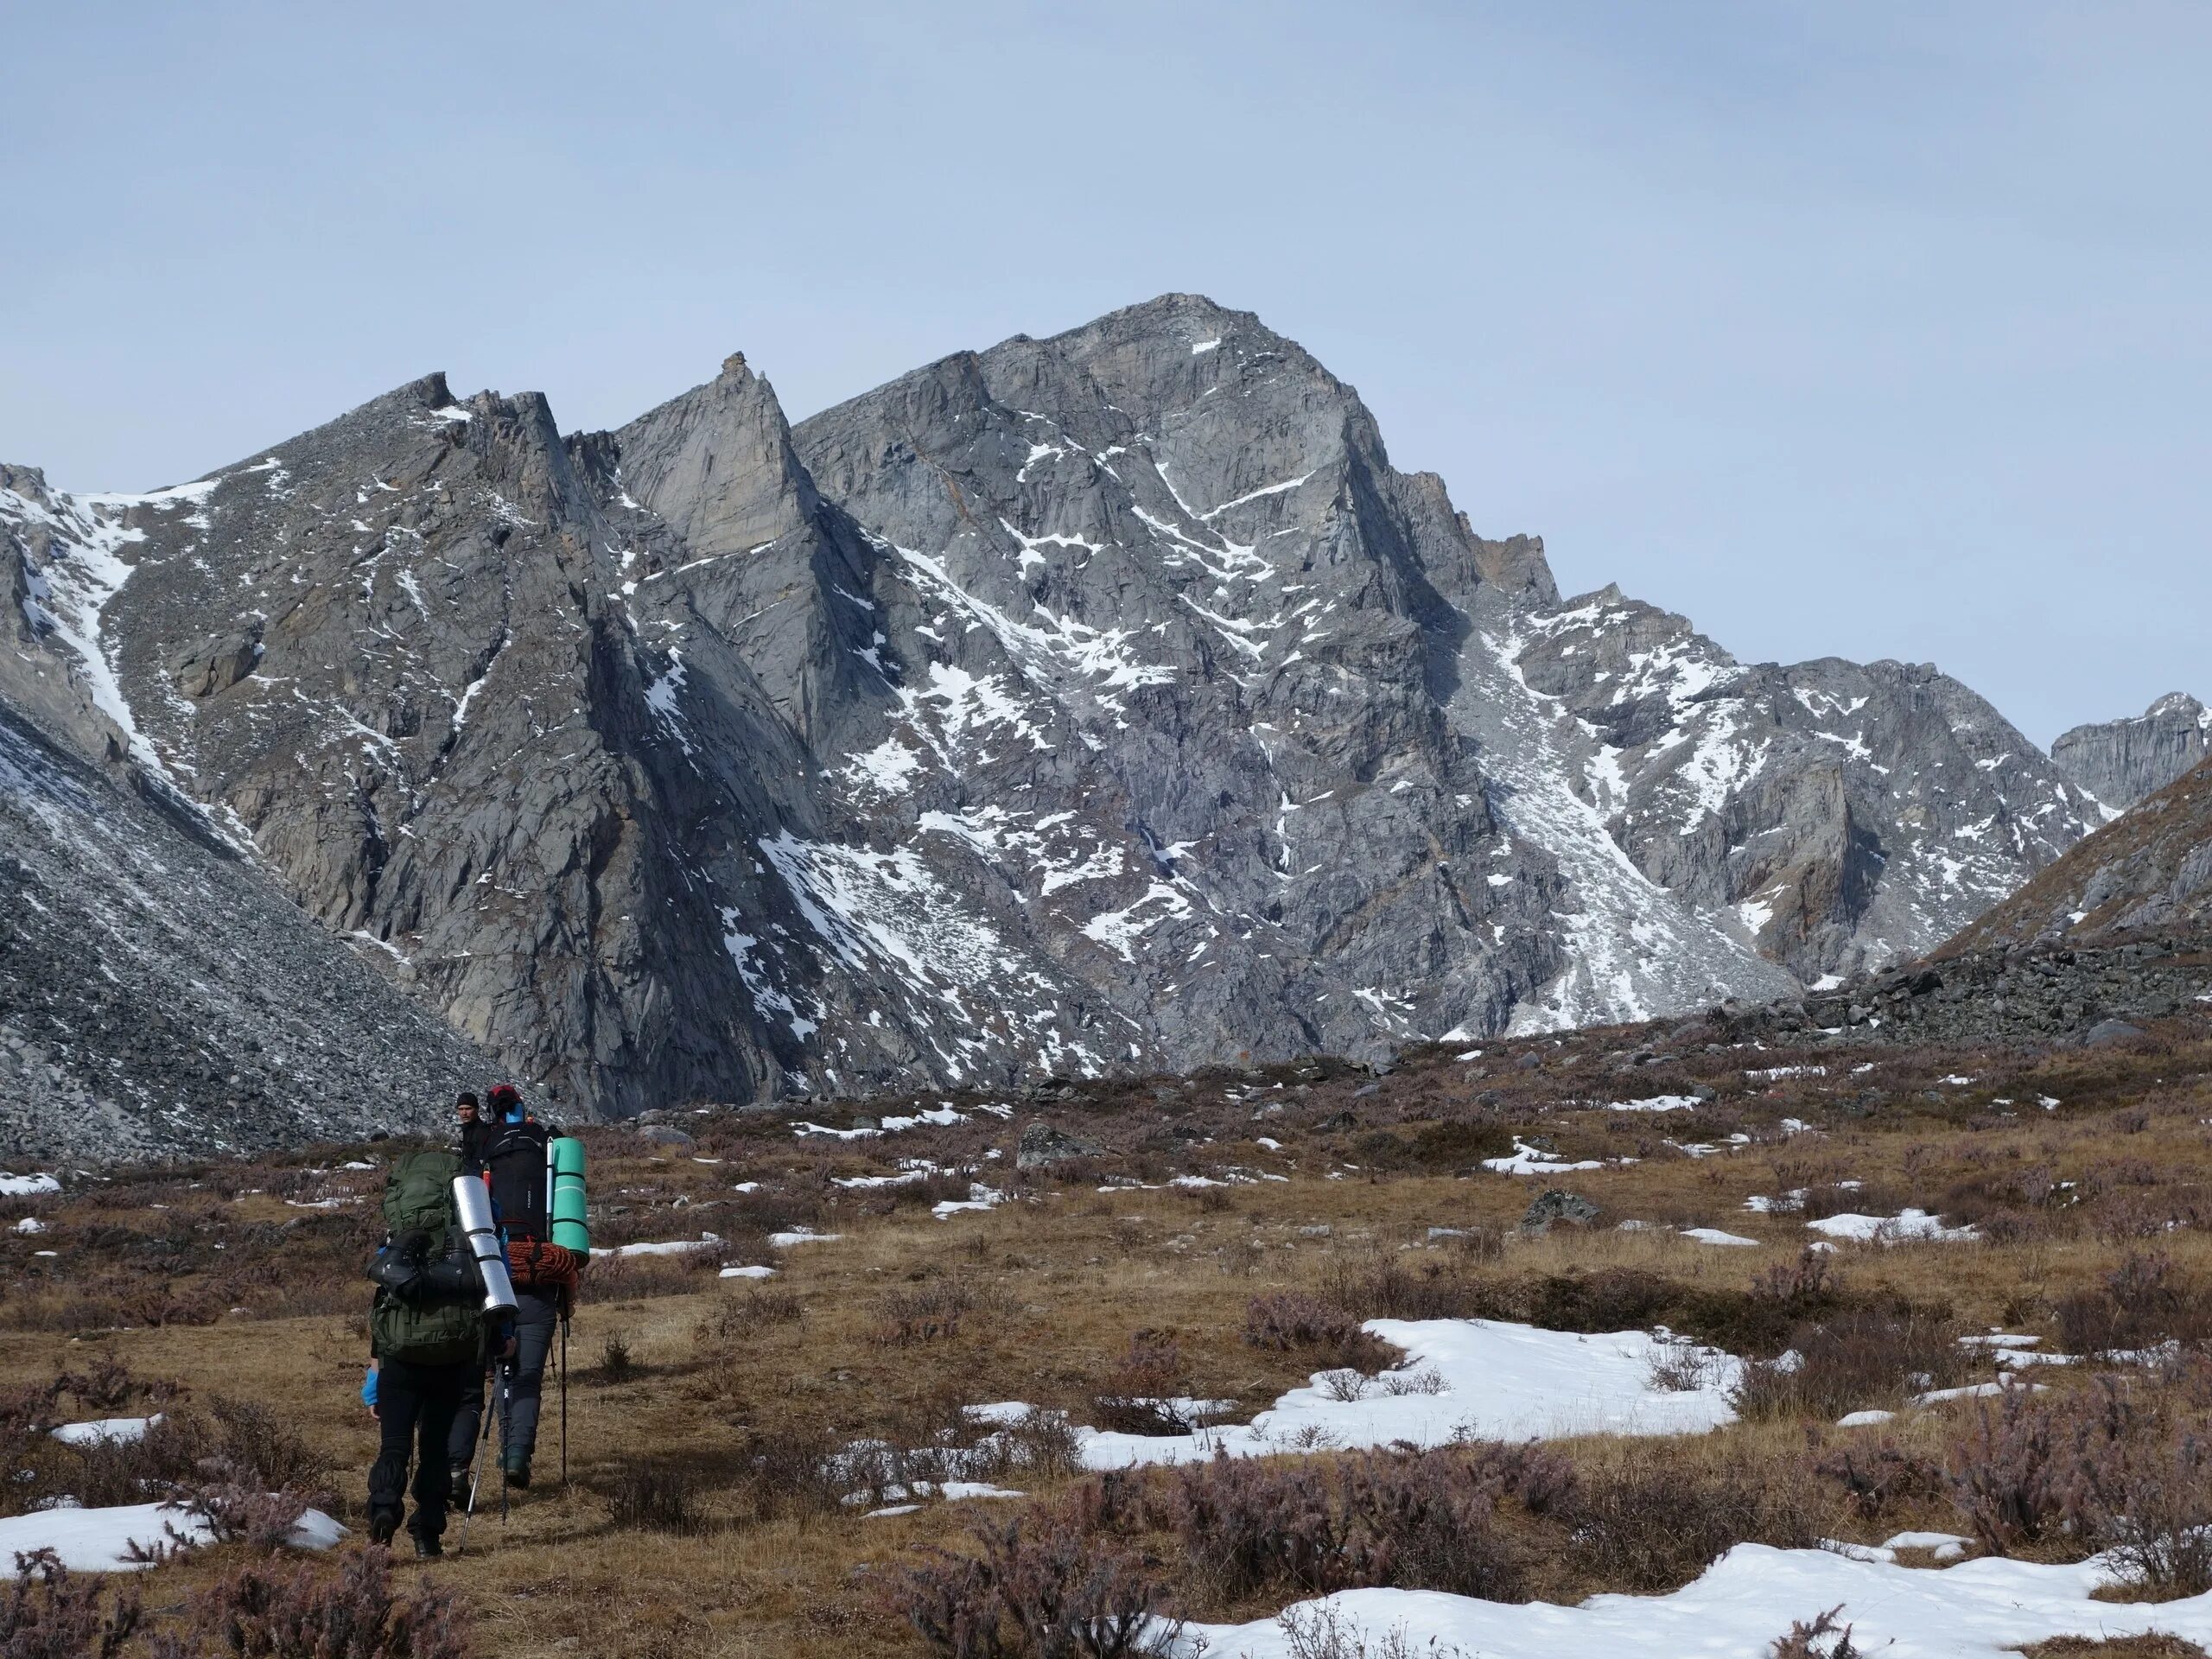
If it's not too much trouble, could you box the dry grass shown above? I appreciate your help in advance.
[2,1012,2209,1653]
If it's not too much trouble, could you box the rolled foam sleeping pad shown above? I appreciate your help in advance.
[451,1175,518,1314]
[549,1135,590,1259]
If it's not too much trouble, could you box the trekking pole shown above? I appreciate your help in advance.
[559,1312,569,1490]
[498,1362,512,1524]
[455,1380,497,1554]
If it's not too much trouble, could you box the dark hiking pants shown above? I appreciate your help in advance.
[446,1288,558,1468]
[369,1357,473,1541]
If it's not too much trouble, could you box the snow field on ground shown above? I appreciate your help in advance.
[50,1414,159,1446]
[1807,1209,1980,1243]
[0,1502,344,1572]
[1072,1318,1740,1469]
[1176,1544,2212,1659]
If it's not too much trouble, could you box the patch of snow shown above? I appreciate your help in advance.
[1077,1319,1739,1469]
[934,1184,1007,1218]
[1482,1141,1607,1175]
[768,1229,843,1249]
[1807,1210,1979,1244]
[51,1415,160,1446]
[0,1501,341,1572]
[613,1234,721,1258]
[1177,1541,2212,1659]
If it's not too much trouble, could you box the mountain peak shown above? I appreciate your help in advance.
[2052,691,2211,810]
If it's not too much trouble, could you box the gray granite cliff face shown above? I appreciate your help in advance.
[2053,693,2210,811]
[0,296,2107,1133]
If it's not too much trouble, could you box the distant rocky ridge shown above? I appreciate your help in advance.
[2053,693,2210,812]
[1945,753,2212,953]
[0,296,2111,1126]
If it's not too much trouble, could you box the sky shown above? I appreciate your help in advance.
[4,1,2205,746]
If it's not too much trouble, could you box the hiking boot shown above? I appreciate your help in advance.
[367,1507,401,1546]
[413,1531,444,1560]
[449,1461,473,1492]
[502,1452,531,1490]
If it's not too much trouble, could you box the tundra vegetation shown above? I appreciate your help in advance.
[4,1001,2212,1656]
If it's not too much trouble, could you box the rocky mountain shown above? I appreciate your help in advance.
[2052,692,2210,812]
[1,295,2107,1125]
[1946,752,2212,952]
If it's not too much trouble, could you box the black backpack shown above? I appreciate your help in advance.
[480,1117,555,1242]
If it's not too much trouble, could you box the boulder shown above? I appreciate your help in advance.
[1522,1190,1600,1231]
[2083,1018,2148,1048]
[636,1124,697,1154]
[168,632,258,699]
[1015,1119,1102,1171]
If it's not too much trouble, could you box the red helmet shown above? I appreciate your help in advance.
[488,1083,523,1113]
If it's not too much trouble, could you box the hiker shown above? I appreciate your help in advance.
[447,1082,581,1492]
[454,1092,486,1168]
[364,1147,513,1558]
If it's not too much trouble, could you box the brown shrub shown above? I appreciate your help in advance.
[1814,1440,1947,1520]
[1733,1308,1965,1420]
[604,1459,703,1535]
[1163,1454,1354,1599]
[1090,1336,1190,1436]
[1567,1452,1821,1592]
[2056,1252,2206,1354]
[1769,1606,1861,1659]
[872,1280,1009,1347]
[1243,1292,1392,1371]
[879,1503,1175,1659]
[0,1550,142,1658]
[167,1544,467,1657]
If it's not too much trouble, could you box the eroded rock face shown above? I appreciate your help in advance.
[0,294,2113,1129]
[2053,693,2210,811]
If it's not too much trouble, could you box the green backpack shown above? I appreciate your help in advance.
[370,1149,484,1367]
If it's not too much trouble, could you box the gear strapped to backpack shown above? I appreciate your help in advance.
[476,1119,584,1300]
[368,1149,486,1367]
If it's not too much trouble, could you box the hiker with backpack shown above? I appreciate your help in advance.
[363,1146,516,1558]
[448,1083,583,1492]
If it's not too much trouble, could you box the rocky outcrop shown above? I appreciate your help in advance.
[1790,936,2211,1047]
[0,295,2117,1135]
[1477,587,2095,1000]
[2052,693,2210,811]
[1944,753,2212,951]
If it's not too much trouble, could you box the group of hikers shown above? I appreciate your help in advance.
[362,1083,585,1558]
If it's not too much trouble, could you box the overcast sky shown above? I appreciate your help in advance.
[5,2,2205,744]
